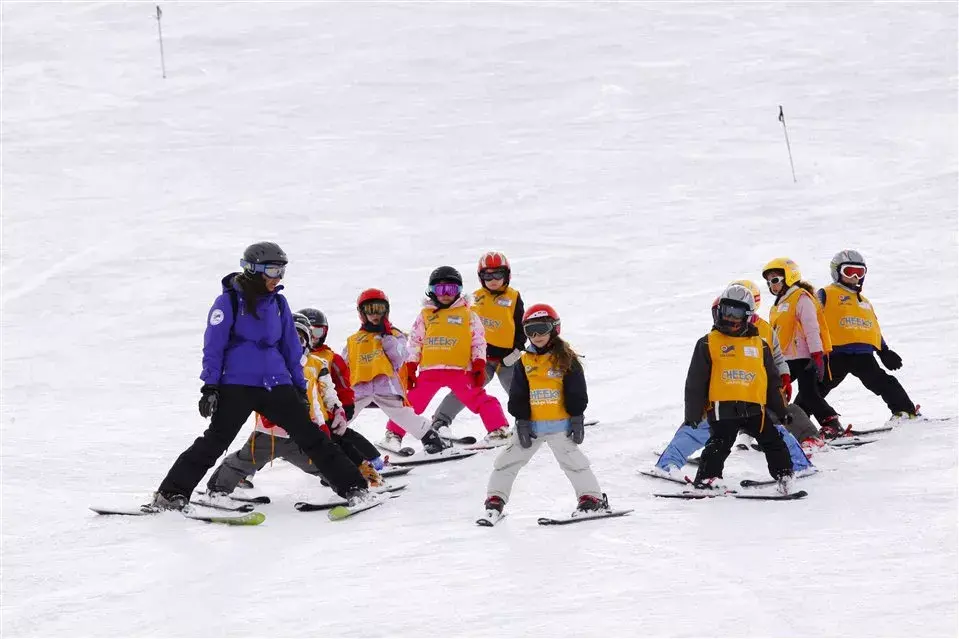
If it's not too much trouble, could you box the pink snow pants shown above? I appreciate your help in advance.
[387,369,508,436]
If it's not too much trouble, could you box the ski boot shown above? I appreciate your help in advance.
[431,417,453,441]
[421,429,451,455]
[818,415,846,440]
[483,426,512,445]
[484,495,505,514]
[147,491,188,512]
[576,494,609,512]
[358,460,384,487]
[691,476,727,491]
[775,473,794,496]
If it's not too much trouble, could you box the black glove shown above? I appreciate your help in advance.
[516,419,536,449]
[682,420,700,429]
[779,411,793,426]
[198,384,219,418]
[567,415,585,445]
[344,404,355,421]
[878,348,902,371]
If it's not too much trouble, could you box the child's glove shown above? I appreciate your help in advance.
[344,404,355,421]
[878,347,902,370]
[516,419,535,449]
[470,360,487,387]
[329,406,348,435]
[781,374,792,403]
[502,349,523,367]
[810,352,826,382]
[567,415,585,444]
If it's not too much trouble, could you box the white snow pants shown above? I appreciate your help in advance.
[353,394,430,439]
[486,431,602,503]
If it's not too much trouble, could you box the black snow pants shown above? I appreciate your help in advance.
[820,352,915,415]
[697,414,793,482]
[788,358,838,426]
[158,384,366,498]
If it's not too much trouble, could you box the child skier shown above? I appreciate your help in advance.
[206,313,382,495]
[817,250,919,421]
[299,307,386,468]
[762,257,843,439]
[686,285,795,493]
[482,304,610,519]
[386,267,510,448]
[343,288,449,455]
[430,252,526,440]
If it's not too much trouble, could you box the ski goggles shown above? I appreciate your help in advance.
[242,261,286,279]
[309,325,328,342]
[840,264,867,279]
[359,301,388,315]
[765,275,785,286]
[479,268,508,281]
[523,321,555,337]
[718,304,749,321]
[430,283,461,298]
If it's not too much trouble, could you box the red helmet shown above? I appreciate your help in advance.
[478,251,510,272]
[357,288,390,322]
[522,303,561,336]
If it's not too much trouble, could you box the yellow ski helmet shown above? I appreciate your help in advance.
[730,279,762,307]
[761,257,801,287]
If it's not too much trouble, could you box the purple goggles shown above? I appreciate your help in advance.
[430,282,461,298]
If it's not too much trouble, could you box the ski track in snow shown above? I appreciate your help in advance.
[2,3,956,637]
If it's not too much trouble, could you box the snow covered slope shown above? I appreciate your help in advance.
[2,3,956,636]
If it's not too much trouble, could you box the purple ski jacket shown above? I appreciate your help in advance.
[200,273,306,390]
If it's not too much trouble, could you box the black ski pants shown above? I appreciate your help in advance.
[788,358,837,426]
[334,429,380,466]
[158,384,366,498]
[697,414,792,482]
[820,352,915,414]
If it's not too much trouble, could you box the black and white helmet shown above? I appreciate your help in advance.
[292,312,313,349]
[830,249,866,283]
[712,284,755,336]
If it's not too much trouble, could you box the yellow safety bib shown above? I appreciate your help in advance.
[419,306,472,369]
[472,287,519,349]
[821,284,882,349]
[707,331,767,405]
[521,351,570,421]
[346,331,396,384]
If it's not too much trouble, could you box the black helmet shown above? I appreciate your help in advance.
[242,242,288,266]
[298,307,328,328]
[292,312,313,348]
[297,307,329,347]
[428,265,463,286]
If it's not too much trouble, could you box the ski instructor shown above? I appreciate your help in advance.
[149,241,372,510]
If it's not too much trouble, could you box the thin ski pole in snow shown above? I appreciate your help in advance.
[778,105,796,183]
[156,5,166,79]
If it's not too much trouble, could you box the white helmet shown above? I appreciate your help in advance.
[712,284,755,336]
[830,249,867,288]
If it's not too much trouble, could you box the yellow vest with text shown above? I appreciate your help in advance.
[768,287,833,354]
[419,306,472,369]
[821,284,882,349]
[521,351,570,421]
[707,332,767,405]
[346,331,396,385]
[471,287,519,349]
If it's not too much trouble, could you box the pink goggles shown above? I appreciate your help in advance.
[430,283,461,298]
[840,264,867,279]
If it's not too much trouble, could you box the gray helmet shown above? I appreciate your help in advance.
[292,312,312,348]
[242,241,288,266]
[829,249,866,283]
[712,284,755,336]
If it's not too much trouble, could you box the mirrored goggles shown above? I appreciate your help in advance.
[523,321,555,337]
[430,283,461,298]
[840,264,867,279]
[719,304,749,321]
[479,268,508,281]
[310,325,328,342]
[360,301,388,315]
[242,261,286,279]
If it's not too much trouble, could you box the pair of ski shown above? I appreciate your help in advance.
[638,471,807,500]
[89,504,267,526]
[375,439,481,465]
[476,508,633,527]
